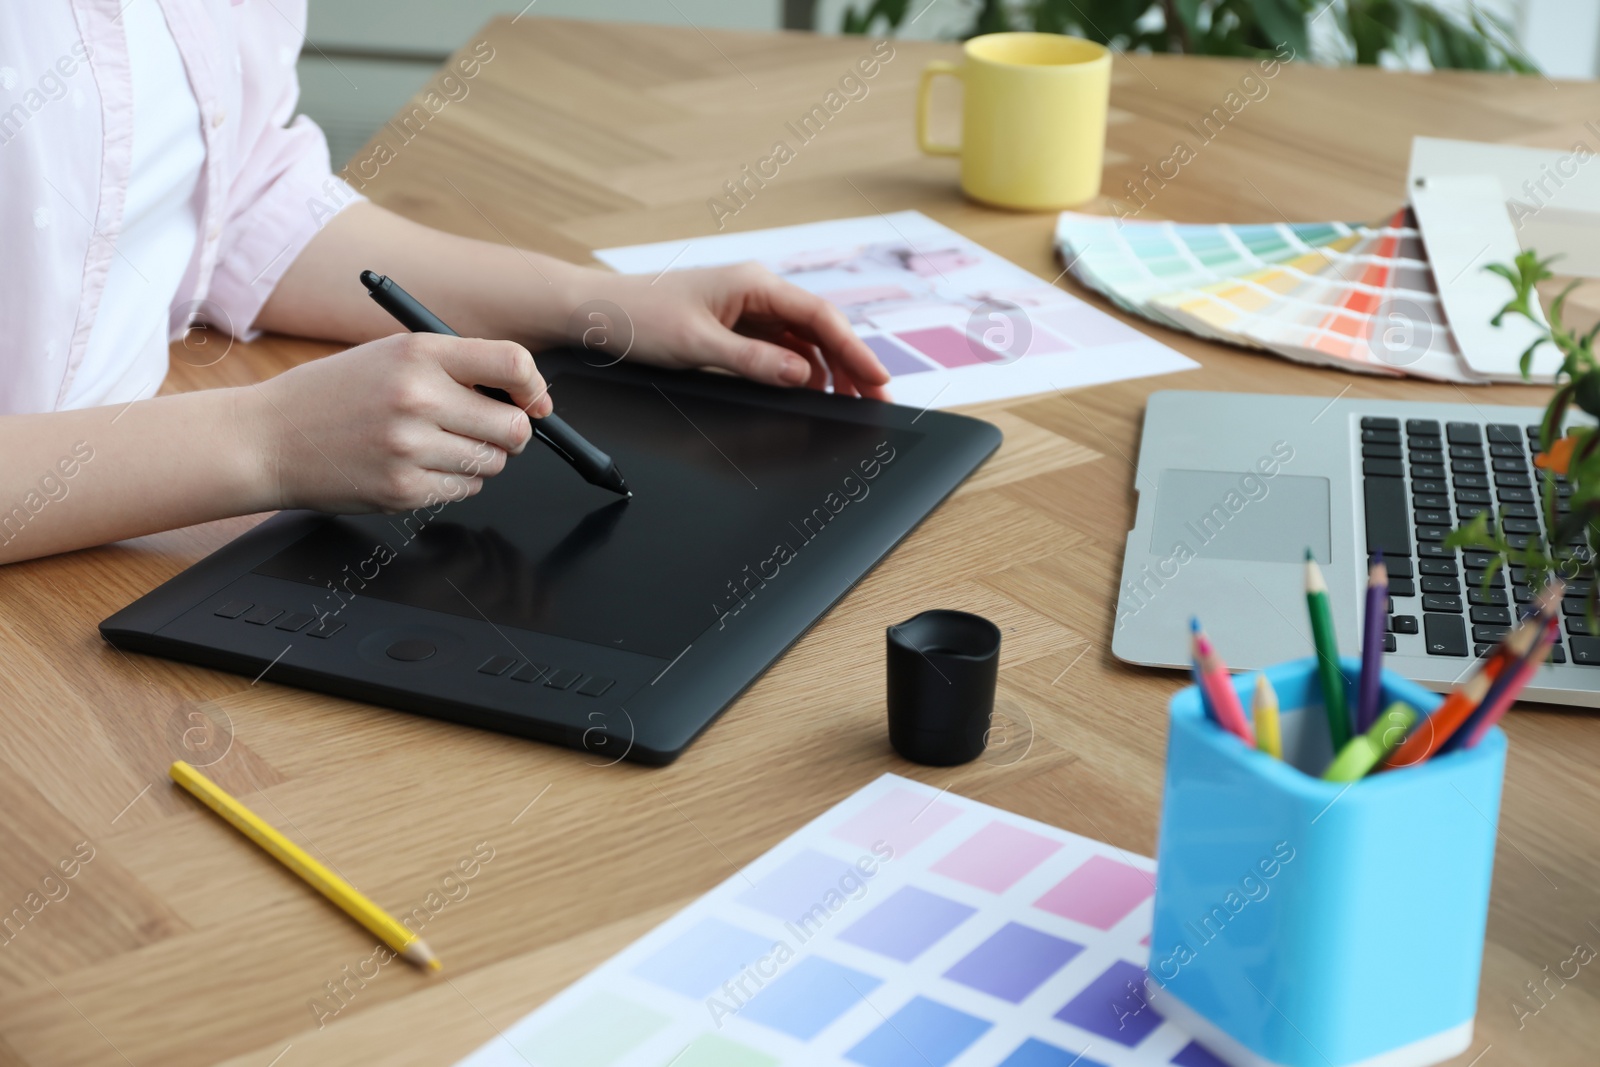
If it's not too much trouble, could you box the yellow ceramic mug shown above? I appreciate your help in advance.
[918,33,1111,210]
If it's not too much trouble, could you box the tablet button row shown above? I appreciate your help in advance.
[477,655,614,696]
[214,600,340,636]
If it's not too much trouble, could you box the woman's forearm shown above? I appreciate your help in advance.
[0,389,272,565]
[255,200,590,348]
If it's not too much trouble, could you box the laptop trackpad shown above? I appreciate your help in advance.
[1150,470,1331,564]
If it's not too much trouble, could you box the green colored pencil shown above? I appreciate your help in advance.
[1304,549,1352,751]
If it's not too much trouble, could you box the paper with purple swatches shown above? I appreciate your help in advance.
[455,774,1225,1067]
[594,212,1196,410]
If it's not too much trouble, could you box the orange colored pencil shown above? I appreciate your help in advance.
[1379,666,1501,770]
[1380,617,1541,769]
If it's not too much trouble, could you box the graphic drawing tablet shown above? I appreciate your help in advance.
[101,351,1001,763]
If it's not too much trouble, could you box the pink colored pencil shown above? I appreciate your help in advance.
[1192,626,1256,745]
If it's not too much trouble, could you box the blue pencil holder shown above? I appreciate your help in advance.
[1146,656,1506,1067]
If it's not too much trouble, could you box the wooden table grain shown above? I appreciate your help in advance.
[3,17,1598,1066]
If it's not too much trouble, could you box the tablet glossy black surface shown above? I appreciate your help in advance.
[101,351,1000,763]
[255,374,924,661]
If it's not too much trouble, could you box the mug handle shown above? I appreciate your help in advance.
[917,61,961,157]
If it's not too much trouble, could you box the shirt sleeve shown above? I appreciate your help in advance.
[205,5,363,341]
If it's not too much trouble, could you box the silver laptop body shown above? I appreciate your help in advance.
[1112,390,1597,707]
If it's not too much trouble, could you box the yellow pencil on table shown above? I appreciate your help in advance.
[1252,673,1282,759]
[168,761,440,971]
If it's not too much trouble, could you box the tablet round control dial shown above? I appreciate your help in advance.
[385,639,437,662]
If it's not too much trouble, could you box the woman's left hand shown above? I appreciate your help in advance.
[575,264,891,400]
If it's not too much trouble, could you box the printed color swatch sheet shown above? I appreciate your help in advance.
[596,213,1197,409]
[456,774,1224,1067]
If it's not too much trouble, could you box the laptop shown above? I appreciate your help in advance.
[1113,391,1597,707]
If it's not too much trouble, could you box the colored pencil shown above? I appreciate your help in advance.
[169,761,441,971]
[1324,701,1418,781]
[1354,550,1387,733]
[1459,617,1559,749]
[1379,608,1546,769]
[1191,621,1255,744]
[1252,673,1282,759]
[1190,619,1217,724]
[1304,550,1351,751]
[1445,585,1561,747]
[1378,666,1502,770]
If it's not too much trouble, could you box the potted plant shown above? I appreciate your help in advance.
[1448,253,1597,614]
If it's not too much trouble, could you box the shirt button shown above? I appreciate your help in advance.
[212,110,226,128]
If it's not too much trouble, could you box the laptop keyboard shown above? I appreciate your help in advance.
[1361,416,1594,666]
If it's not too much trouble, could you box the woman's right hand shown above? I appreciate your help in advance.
[244,333,550,514]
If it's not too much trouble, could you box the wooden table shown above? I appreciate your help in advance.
[4,18,1598,1066]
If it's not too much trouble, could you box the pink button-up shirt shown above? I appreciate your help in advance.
[1,0,357,414]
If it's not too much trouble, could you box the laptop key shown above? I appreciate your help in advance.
[1384,633,1397,652]
[1362,427,1401,444]
[1414,493,1449,509]
[1496,472,1532,488]
[1451,459,1487,475]
[1489,443,1524,458]
[1454,488,1491,505]
[1414,509,1451,526]
[1497,487,1534,503]
[1413,478,1448,495]
[1569,636,1600,665]
[1418,543,1456,559]
[1424,614,1469,656]
[1472,624,1511,643]
[1486,424,1521,444]
[1469,587,1509,606]
[1422,594,1463,612]
[1386,557,1414,578]
[1447,422,1482,444]
[1409,450,1444,465]
[1362,443,1402,460]
[1363,474,1411,556]
[1449,445,1485,460]
[1363,416,1401,430]
[1409,435,1443,451]
[1501,503,1537,519]
[1388,615,1419,634]
[1365,458,1404,478]
[1550,646,1568,664]
[1568,616,1595,637]
[1388,578,1416,597]
[1406,419,1440,435]
[1464,569,1504,589]
[1491,457,1527,472]
[1462,552,1500,570]
[1418,559,1457,576]
[1412,463,1446,479]
[1416,526,1446,542]
[1470,605,1511,625]
[1454,474,1490,489]
[1421,576,1461,594]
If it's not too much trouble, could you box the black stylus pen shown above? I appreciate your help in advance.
[359,270,630,497]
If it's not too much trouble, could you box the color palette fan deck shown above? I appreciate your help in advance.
[1055,209,1497,383]
[456,774,1225,1067]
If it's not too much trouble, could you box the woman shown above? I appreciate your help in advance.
[0,1,889,564]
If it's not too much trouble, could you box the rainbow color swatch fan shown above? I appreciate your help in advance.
[1054,209,1537,385]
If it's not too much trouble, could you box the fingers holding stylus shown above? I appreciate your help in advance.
[431,336,554,420]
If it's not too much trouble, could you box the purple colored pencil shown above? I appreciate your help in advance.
[1355,550,1387,733]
